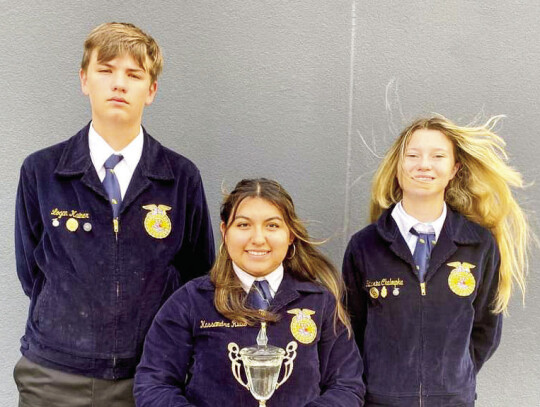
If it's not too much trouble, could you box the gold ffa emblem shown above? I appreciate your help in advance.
[447,262,476,297]
[143,204,172,239]
[287,309,317,344]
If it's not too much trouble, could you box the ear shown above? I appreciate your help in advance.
[79,69,89,96]
[450,162,461,180]
[220,221,226,240]
[145,81,158,106]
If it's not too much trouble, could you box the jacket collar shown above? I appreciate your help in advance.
[198,273,324,312]
[54,122,174,181]
[376,204,484,282]
[198,273,323,293]
[376,204,483,245]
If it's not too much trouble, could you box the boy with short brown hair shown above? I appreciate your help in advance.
[14,22,214,406]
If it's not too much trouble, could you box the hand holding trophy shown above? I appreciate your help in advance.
[228,322,297,406]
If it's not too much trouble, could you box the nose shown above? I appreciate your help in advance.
[251,226,266,246]
[418,155,432,170]
[111,72,127,93]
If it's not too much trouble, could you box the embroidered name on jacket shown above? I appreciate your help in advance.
[365,278,404,287]
[50,208,90,219]
[366,278,404,298]
[200,320,248,329]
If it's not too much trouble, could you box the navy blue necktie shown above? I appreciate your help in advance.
[248,280,272,310]
[410,228,436,282]
[103,154,124,218]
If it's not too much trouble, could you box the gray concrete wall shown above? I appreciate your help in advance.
[1,1,538,405]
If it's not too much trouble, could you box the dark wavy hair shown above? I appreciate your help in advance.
[210,178,351,334]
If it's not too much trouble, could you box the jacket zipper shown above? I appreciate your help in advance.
[112,217,120,378]
[419,274,426,405]
[113,218,119,240]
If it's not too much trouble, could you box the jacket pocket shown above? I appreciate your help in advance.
[33,276,95,356]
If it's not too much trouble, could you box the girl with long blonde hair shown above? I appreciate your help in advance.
[343,115,530,406]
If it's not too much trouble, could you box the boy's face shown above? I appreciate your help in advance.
[80,50,157,128]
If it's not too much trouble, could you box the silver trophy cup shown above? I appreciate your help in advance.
[228,322,298,406]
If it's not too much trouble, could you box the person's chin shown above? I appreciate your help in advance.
[404,188,441,200]
[101,110,136,124]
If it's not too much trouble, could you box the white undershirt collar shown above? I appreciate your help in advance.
[88,122,143,198]
[232,262,284,298]
[391,201,447,254]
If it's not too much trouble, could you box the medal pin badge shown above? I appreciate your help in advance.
[66,218,79,232]
[369,287,379,299]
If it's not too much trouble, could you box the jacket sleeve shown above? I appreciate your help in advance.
[470,237,503,373]
[342,237,368,354]
[134,289,197,407]
[15,160,43,297]
[174,173,215,285]
[304,294,365,407]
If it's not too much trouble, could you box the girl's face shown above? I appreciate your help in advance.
[221,197,293,278]
[398,128,459,204]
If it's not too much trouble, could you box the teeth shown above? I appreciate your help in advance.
[247,251,268,256]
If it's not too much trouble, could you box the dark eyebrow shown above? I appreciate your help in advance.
[265,217,284,222]
[233,215,284,222]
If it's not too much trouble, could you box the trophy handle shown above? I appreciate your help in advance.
[227,342,249,390]
[275,341,298,389]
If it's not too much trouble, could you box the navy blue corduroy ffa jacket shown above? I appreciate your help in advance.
[15,123,215,379]
[134,274,365,407]
[343,206,502,407]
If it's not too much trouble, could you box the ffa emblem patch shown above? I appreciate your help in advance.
[143,204,172,239]
[287,309,317,344]
[447,262,476,297]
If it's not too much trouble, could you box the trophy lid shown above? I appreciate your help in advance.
[240,322,286,358]
[240,344,285,357]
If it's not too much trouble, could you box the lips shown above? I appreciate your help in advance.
[108,97,128,104]
[413,175,435,182]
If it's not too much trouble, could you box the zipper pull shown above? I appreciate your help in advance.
[420,282,427,296]
[113,218,119,239]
